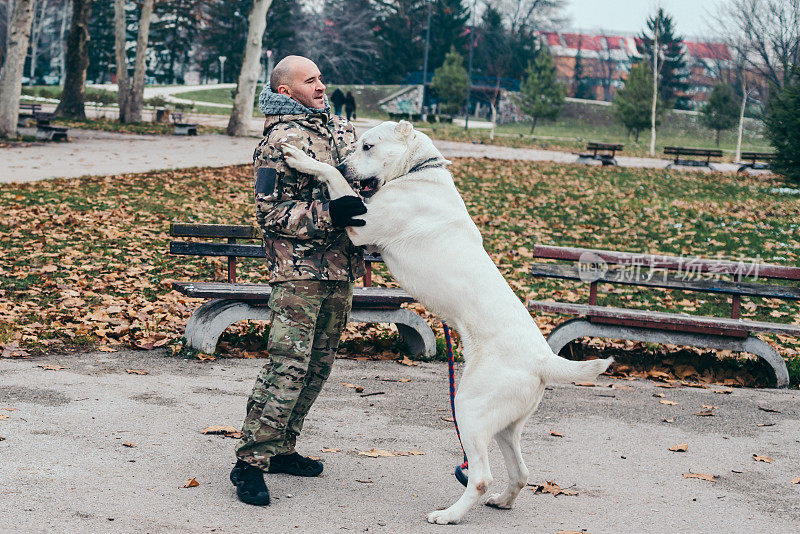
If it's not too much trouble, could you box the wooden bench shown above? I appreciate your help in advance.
[577,142,624,166]
[171,113,197,136]
[663,146,723,169]
[34,112,69,141]
[168,223,435,357]
[18,102,42,127]
[527,245,800,387]
[737,152,775,173]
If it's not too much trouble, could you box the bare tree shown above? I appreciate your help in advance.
[114,0,154,123]
[498,0,565,33]
[227,0,272,137]
[715,0,800,90]
[595,32,617,102]
[0,0,34,138]
[54,0,91,118]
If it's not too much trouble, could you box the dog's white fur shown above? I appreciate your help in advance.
[281,121,612,525]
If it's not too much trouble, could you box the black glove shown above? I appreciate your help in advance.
[328,196,367,227]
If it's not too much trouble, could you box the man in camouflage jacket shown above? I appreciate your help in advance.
[231,56,367,506]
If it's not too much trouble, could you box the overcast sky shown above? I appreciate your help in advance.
[563,0,726,39]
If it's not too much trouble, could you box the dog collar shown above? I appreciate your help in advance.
[408,157,446,174]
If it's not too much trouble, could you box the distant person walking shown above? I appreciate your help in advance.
[330,88,345,116]
[344,91,356,121]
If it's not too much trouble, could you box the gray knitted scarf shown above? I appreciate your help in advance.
[258,85,330,116]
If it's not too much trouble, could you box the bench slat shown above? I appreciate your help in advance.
[170,223,261,239]
[663,146,723,157]
[171,241,266,258]
[530,245,800,281]
[528,300,800,336]
[530,264,800,300]
[172,282,413,308]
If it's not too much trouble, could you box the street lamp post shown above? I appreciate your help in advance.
[219,56,227,84]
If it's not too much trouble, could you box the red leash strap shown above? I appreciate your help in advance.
[444,322,468,486]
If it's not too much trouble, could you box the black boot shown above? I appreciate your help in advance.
[267,451,323,477]
[230,460,270,506]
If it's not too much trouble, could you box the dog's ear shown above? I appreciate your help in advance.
[395,120,414,138]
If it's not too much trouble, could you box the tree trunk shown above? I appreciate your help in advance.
[529,116,537,134]
[127,0,154,123]
[226,0,272,136]
[55,0,92,119]
[113,0,129,121]
[0,0,35,138]
[716,129,721,147]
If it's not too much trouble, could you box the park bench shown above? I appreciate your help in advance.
[34,112,69,141]
[17,103,42,127]
[168,223,435,358]
[527,245,800,387]
[663,146,723,169]
[737,152,775,173]
[171,113,197,136]
[576,142,624,166]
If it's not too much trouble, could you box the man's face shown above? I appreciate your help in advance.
[280,61,326,109]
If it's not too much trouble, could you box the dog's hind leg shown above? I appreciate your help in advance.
[426,409,493,524]
[486,381,544,509]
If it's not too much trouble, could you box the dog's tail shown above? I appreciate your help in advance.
[540,354,614,385]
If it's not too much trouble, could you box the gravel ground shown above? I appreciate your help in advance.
[1,350,798,533]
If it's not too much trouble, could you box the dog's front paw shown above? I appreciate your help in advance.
[280,144,321,174]
[426,509,460,525]
[485,493,514,509]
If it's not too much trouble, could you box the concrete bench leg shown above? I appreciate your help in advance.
[546,318,790,388]
[349,308,436,359]
[184,299,272,354]
[184,300,436,359]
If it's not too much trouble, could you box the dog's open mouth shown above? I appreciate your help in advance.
[358,177,380,198]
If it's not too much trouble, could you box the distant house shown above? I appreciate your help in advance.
[538,30,739,109]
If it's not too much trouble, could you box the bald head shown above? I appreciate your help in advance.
[269,55,327,109]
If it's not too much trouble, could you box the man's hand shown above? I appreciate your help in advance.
[328,196,366,227]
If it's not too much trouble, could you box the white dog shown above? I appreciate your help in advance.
[281,121,612,525]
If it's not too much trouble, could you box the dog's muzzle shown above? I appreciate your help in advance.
[358,177,380,198]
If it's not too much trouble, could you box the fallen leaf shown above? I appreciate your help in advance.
[182,477,199,488]
[358,449,396,457]
[125,369,148,375]
[610,384,633,390]
[320,447,341,453]
[97,346,118,353]
[342,382,365,393]
[528,480,578,497]
[683,472,716,482]
[0,415,9,420]
[660,400,679,406]
[398,378,412,382]
[0,436,5,441]
[694,410,715,417]
[356,479,373,484]
[713,388,733,394]
[663,418,675,423]
[550,431,564,437]
[655,383,678,388]
[758,406,781,413]
[753,455,774,463]
[2,408,17,411]
[668,443,688,452]
[440,416,455,422]
[394,450,425,456]
[653,393,665,398]
[791,476,800,484]
[398,355,418,366]
[573,382,595,387]
[122,442,136,448]
[38,365,65,370]
[702,405,718,410]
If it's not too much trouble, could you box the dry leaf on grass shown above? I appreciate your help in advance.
[182,477,199,488]
[201,425,242,439]
[752,455,774,463]
[528,481,578,497]
[659,400,679,406]
[668,443,688,452]
[38,365,65,370]
[683,472,716,482]
[125,369,148,375]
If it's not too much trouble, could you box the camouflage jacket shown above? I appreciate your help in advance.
[253,107,365,283]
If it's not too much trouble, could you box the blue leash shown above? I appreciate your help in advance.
[444,322,469,487]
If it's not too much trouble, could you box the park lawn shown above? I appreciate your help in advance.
[0,160,798,383]
[51,117,226,136]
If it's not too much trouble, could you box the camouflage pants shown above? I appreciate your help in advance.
[235,280,353,469]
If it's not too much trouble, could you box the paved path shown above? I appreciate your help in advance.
[1,350,798,533]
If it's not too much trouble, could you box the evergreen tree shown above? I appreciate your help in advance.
[636,8,688,109]
[431,45,467,114]
[572,38,593,99]
[613,62,664,142]
[427,0,469,72]
[374,0,426,83]
[514,50,565,133]
[150,0,205,84]
[88,0,122,83]
[765,70,800,183]
[700,83,738,146]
